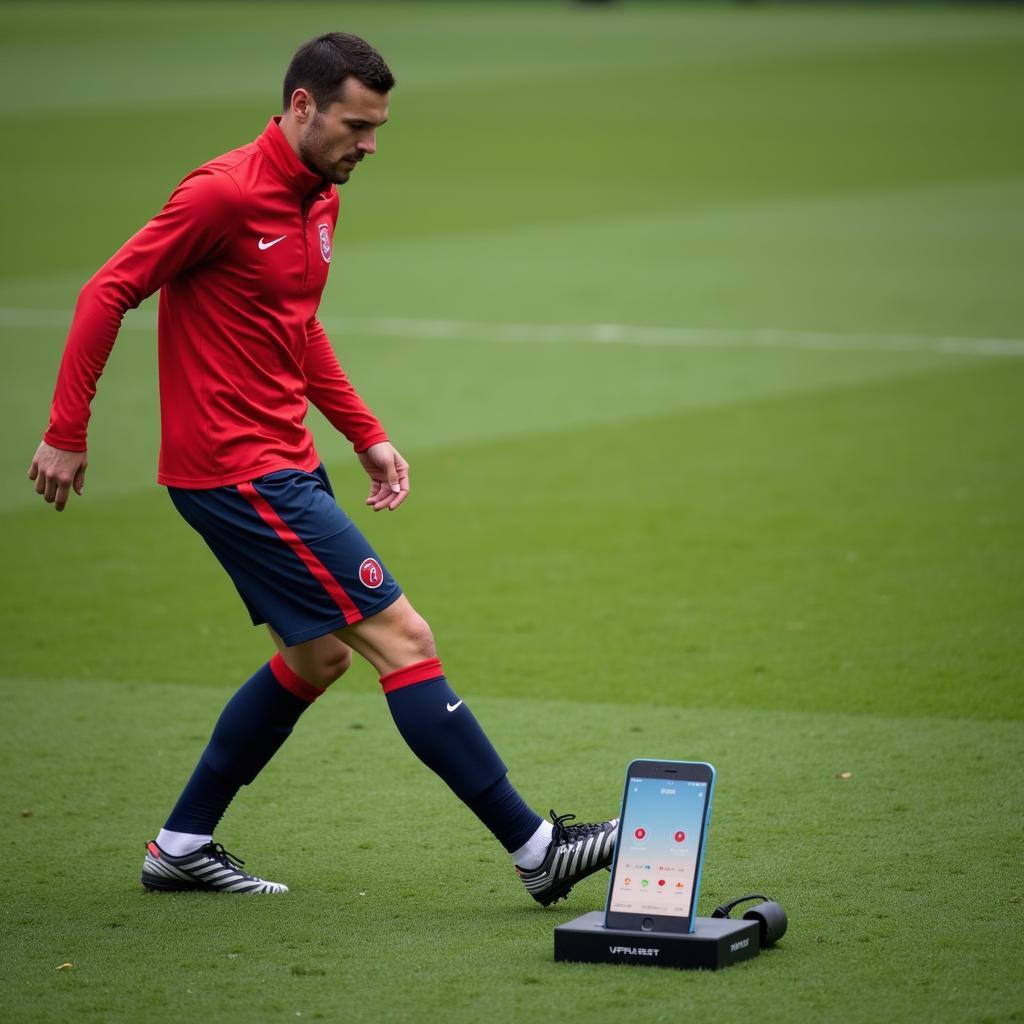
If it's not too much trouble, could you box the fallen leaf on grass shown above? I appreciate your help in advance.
[55,963,74,971]
[835,771,853,780]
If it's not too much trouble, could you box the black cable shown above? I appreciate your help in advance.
[710,894,771,919]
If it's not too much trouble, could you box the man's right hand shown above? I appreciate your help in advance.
[28,441,88,512]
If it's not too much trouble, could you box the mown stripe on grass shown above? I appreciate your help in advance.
[2,305,1021,358]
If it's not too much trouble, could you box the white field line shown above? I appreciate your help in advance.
[2,306,1023,359]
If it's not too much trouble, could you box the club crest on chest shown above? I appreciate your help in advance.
[318,223,332,264]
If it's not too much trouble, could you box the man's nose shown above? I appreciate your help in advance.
[357,132,377,155]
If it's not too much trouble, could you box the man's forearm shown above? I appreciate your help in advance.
[45,272,135,450]
[303,317,389,451]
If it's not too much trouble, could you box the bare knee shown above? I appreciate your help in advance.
[337,597,437,676]
[279,637,353,690]
[397,608,436,662]
[317,643,353,687]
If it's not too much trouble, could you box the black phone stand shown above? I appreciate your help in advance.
[554,912,760,971]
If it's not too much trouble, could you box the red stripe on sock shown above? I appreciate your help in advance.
[237,481,363,626]
[270,652,324,703]
[379,657,445,694]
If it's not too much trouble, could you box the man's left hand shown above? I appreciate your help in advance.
[358,442,410,511]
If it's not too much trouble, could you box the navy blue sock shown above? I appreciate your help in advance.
[467,776,544,854]
[164,656,320,835]
[381,658,542,851]
[162,759,241,837]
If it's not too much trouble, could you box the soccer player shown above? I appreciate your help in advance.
[29,33,616,903]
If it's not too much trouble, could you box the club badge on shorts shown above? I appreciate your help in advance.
[318,223,332,264]
[359,557,383,589]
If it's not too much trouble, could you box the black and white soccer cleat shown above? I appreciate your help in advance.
[516,810,618,907]
[141,840,288,894]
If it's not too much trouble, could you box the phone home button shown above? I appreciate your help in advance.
[641,917,654,931]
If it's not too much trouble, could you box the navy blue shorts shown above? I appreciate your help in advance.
[168,464,403,646]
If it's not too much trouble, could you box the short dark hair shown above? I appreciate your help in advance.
[282,33,395,111]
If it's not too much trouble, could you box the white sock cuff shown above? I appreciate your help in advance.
[155,828,212,857]
[512,818,554,870]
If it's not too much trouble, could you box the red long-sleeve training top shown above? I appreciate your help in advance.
[45,117,388,488]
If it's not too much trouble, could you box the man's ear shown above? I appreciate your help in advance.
[287,87,316,123]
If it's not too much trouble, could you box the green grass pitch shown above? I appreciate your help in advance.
[2,2,1023,1022]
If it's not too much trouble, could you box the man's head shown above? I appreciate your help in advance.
[281,33,395,185]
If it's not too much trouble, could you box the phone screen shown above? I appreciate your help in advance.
[607,773,711,920]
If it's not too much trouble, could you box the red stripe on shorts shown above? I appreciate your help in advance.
[237,481,363,626]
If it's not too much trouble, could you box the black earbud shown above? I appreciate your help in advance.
[711,894,788,947]
[742,900,788,947]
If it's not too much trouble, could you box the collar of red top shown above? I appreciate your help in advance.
[257,116,330,199]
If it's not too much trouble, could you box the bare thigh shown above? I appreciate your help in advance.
[332,594,436,678]
[268,595,436,685]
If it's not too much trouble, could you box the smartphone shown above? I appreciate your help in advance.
[604,759,715,934]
